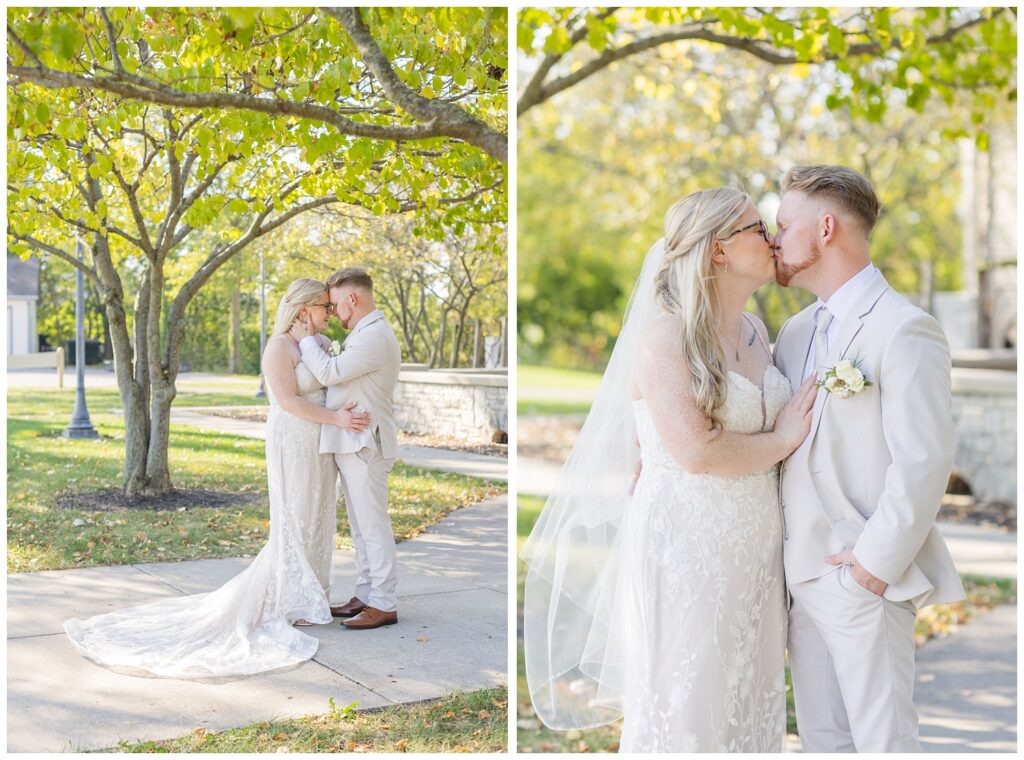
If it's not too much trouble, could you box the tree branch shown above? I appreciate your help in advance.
[325,7,507,164]
[517,8,1007,115]
[10,232,102,285]
[99,8,124,74]
[8,63,456,144]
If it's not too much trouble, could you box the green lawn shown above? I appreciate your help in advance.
[517,364,600,417]
[518,365,603,393]
[515,496,1016,751]
[7,386,505,572]
[105,688,507,753]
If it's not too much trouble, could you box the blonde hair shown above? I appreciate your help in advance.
[782,165,881,235]
[655,187,750,418]
[273,278,327,336]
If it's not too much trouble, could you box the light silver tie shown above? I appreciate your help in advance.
[814,306,834,376]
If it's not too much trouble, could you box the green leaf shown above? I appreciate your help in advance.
[826,27,848,57]
[543,26,571,56]
[51,23,84,61]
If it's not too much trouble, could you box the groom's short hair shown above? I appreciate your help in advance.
[782,165,881,235]
[326,267,373,293]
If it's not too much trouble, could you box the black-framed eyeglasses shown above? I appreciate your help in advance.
[719,219,770,243]
[310,301,334,314]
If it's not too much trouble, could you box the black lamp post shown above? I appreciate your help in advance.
[63,238,99,439]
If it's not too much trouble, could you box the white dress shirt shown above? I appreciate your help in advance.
[802,264,880,379]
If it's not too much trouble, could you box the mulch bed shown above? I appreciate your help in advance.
[939,495,1016,531]
[198,406,269,423]
[400,431,507,458]
[56,488,264,512]
[198,406,508,458]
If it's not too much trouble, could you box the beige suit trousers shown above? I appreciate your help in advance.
[788,566,921,752]
[334,443,398,612]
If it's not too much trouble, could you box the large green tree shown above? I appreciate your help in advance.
[10,7,507,163]
[8,7,507,496]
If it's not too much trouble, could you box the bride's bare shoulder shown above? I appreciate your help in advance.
[639,313,684,354]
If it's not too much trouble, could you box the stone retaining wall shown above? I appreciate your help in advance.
[951,368,1016,503]
[395,367,507,441]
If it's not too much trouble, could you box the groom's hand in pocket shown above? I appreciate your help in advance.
[825,548,888,596]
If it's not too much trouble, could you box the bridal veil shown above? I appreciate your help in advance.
[521,238,666,729]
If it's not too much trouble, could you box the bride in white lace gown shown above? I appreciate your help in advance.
[64,278,370,680]
[522,189,816,752]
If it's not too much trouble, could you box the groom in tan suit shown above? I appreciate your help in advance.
[772,166,964,752]
[300,267,402,630]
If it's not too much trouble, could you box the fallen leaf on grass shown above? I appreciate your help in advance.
[274,732,288,740]
[478,709,490,719]
[395,738,409,752]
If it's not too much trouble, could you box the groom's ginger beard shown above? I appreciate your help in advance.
[775,238,822,287]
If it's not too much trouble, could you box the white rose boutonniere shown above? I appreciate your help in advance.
[328,340,342,357]
[818,358,872,398]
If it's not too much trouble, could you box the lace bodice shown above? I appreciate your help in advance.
[267,361,326,406]
[634,365,791,473]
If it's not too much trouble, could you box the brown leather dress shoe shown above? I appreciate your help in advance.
[329,596,368,618]
[340,607,397,630]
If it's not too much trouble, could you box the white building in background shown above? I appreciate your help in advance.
[7,256,40,356]
[933,114,1017,350]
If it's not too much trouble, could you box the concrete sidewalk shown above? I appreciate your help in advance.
[7,495,508,753]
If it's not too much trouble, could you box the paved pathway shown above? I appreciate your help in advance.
[7,495,507,752]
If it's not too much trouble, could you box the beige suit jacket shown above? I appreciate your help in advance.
[300,310,401,459]
[775,274,964,608]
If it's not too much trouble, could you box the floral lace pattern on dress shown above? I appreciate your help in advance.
[618,366,790,752]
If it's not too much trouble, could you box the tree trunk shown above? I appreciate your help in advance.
[450,301,472,367]
[229,280,242,373]
[143,380,176,495]
[434,312,448,368]
[101,307,114,361]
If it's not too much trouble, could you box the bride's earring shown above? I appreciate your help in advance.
[723,255,729,272]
